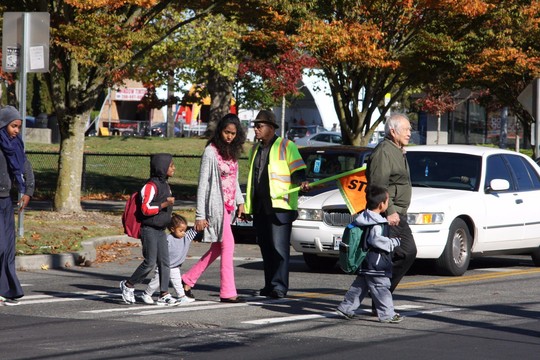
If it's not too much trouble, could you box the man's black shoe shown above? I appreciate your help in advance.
[259,288,272,297]
[269,290,285,299]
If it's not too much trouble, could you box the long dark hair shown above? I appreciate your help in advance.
[207,113,246,160]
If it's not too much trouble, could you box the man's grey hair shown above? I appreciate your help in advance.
[384,113,410,136]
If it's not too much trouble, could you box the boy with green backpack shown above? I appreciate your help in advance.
[336,185,403,323]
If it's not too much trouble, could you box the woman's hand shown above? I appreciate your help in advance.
[236,204,245,219]
[195,219,207,231]
[18,194,30,211]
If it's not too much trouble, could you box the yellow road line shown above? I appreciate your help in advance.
[288,268,540,298]
[398,268,540,289]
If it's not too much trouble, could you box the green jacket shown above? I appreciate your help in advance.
[366,138,411,216]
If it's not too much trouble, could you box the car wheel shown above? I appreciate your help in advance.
[435,218,471,276]
[302,253,337,272]
[531,247,540,266]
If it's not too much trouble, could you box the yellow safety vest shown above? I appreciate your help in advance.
[245,137,306,213]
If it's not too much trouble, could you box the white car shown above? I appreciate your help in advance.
[291,145,540,276]
[294,131,343,147]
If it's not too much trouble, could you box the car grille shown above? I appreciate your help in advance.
[323,209,353,227]
[298,242,335,251]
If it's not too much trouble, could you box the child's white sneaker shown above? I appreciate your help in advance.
[120,280,135,304]
[156,293,179,306]
[140,292,154,305]
[177,295,195,304]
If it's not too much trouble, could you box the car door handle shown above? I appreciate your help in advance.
[515,199,523,204]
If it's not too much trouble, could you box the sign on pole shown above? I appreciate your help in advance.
[2,12,50,73]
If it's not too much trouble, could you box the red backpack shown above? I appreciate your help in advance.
[122,191,142,239]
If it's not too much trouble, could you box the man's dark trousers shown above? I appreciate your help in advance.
[253,214,293,295]
[388,214,417,293]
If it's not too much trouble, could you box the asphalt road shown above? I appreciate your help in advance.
[2,243,539,360]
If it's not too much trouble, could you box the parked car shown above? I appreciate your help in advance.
[148,122,181,137]
[231,145,374,243]
[291,145,540,275]
[295,131,343,147]
[286,125,327,141]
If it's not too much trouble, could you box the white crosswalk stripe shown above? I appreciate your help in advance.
[12,290,463,326]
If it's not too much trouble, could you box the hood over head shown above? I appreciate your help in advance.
[150,153,173,179]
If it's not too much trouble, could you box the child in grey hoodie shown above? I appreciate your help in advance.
[140,213,201,305]
[336,185,403,323]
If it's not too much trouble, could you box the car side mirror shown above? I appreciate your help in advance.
[485,179,510,193]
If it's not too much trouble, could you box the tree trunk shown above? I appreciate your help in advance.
[206,69,233,136]
[53,112,88,212]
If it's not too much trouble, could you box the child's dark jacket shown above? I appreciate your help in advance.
[141,153,173,229]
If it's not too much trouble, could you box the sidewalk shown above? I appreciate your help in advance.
[27,199,197,212]
[16,199,197,271]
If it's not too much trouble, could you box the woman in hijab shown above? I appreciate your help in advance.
[0,105,35,306]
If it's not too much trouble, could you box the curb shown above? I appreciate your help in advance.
[15,235,140,271]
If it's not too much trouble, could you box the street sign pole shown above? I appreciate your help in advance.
[17,13,31,237]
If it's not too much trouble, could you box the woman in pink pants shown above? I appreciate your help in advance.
[182,114,246,303]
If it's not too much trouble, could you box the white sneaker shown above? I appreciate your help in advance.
[0,296,20,306]
[120,280,135,304]
[156,293,179,306]
[140,292,154,305]
[176,295,195,304]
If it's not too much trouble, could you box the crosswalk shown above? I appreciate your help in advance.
[8,289,463,324]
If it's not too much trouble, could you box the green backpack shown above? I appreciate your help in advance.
[338,223,372,274]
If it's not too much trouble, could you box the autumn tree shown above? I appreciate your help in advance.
[0,0,217,212]
[459,1,540,154]
[131,9,247,136]
[264,0,492,145]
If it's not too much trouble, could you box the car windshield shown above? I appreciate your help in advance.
[290,127,308,137]
[407,151,482,191]
[304,153,359,180]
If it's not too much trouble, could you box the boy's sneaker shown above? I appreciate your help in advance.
[335,308,355,320]
[380,314,404,324]
[140,292,154,305]
[0,296,20,306]
[156,293,179,306]
[177,295,195,305]
[120,280,135,304]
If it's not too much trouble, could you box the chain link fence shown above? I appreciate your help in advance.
[27,151,250,199]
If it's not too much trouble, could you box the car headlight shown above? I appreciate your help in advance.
[297,208,323,221]
[407,213,444,225]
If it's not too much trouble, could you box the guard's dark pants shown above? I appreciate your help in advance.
[388,214,417,293]
[253,214,292,295]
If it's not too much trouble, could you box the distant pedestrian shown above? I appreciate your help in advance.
[120,153,178,306]
[140,213,198,305]
[0,105,35,306]
[182,113,247,303]
[336,185,403,323]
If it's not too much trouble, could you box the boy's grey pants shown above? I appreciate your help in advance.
[337,274,397,321]
[128,226,170,293]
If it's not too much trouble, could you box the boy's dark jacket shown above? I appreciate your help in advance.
[141,153,173,229]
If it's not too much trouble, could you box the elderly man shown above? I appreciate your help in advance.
[244,110,309,299]
[367,113,417,293]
